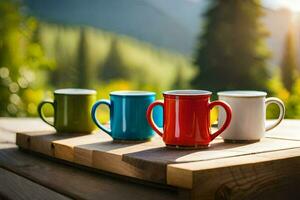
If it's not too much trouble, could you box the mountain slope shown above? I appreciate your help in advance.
[24,0,296,67]
[24,0,202,55]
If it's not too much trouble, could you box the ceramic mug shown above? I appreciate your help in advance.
[146,90,232,148]
[91,91,163,141]
[38,88,97,133]
[218,91,285,142]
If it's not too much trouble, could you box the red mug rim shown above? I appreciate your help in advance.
[163,90,212,97]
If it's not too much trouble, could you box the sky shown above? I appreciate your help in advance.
[187,0,300,12]
[264,0,300,12]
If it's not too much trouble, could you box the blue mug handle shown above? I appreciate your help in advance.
[91,99,112,135]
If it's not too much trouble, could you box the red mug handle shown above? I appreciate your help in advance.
[146,100,164,137]
[209,100,232,141]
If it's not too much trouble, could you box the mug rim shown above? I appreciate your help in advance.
[217,90,267,98]
[163,90,212,96]
[110,90,155,96]
[54,88,96,95]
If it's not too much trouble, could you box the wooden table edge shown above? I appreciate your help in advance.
[167,147,300,189]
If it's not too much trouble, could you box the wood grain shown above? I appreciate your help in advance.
[0,167,70,200]
[53,132,103,162]
[168,149,300,199]
[5,118,300,200]
[16,131,56,156]
[0,118,184,200]
[0,146,181,200]
[75,136,167,182]
[193,155,300,200]
[15,126,300,185]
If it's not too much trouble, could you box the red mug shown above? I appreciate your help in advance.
[146,90,232,148]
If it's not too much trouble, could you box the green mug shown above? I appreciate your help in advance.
[38,88,97,133]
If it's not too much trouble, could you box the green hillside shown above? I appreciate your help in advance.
[25,0,202,55]
[37,23,196,92]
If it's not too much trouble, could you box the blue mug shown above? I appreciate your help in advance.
[91,91,163,141]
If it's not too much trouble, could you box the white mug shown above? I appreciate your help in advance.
[218,91,285,142]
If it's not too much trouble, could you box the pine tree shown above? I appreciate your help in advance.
[101,39,128,81]
[281,25,298,92]
[192,0,270,92]
[52,34,65,87]
[31,23,41,44]
[173,65,184,89]
[51,33,75,87]
[77,28,91,88]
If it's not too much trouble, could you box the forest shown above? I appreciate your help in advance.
[0,0,300,120]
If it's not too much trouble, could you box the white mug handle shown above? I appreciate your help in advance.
[265,97,285,131]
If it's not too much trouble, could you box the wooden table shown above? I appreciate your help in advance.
[1,118,300,200]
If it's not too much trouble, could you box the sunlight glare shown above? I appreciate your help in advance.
[271,0,300,12]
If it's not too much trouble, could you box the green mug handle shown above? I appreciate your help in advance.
[38,100,55,127]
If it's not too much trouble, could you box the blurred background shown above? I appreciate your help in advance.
[0,0,300,120]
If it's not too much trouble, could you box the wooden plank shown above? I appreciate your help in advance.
[29,131,58,156]
[53,132,107,162]
[267,120,300,140]
[194,158,300,200]
[16,131,88,157]
[16,131,55,154]
[0,146,182,200]
[222,137,300,154]
[76,135,167,183]
[195,154,300,200]
[0,167,70,200]
[168,147,300,189]
[257,148,300,160]
[15,131,300,185]
[167,154,270,189]
[4,118,300,199]
[74,142,97,167]
[9,118,300,199]
[0,119,184,199]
